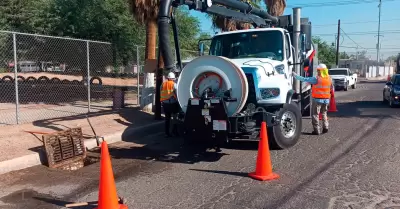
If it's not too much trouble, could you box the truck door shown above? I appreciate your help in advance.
[285,33,294,77]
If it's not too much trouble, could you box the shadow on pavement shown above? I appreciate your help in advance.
[105,138,229,165]
[189,168,249,177]
[330,100,397,118]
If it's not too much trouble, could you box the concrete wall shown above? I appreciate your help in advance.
[365,66,394,78]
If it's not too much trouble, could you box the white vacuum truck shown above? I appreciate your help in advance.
[157,0,318,150]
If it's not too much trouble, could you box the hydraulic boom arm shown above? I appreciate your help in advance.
[158,0,278,72]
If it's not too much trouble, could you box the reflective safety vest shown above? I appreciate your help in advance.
[160,80,176,102]
[311,76,332,99]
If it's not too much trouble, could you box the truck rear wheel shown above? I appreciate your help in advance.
[268,103,302,149]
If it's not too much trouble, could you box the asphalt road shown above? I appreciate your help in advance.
[1,79,400,209]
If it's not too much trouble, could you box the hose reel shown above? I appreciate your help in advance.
[176,55,249,116]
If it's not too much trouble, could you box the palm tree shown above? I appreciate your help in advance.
[209,0,262,32]
[130,0,160,112]
[265,0,286,16]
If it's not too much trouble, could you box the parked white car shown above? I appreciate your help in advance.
[329,68,357,91]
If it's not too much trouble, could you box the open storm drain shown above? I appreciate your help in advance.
[43,128,88,171]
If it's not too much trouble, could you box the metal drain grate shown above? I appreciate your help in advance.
[43,128,86,169]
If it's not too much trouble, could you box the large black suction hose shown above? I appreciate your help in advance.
[212,0,278,24]
[158,0,175,71]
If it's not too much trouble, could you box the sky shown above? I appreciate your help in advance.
[188,0,400,60]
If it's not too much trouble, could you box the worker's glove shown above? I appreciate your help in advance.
[291,71,298,77]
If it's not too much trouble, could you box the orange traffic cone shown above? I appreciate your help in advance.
[95,141,128,209]
[328,89,338,112]
[249,122,279,181]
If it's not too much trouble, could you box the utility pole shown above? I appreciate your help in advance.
[376,0,382,66]
[356,46,359,60]
[335,19,340,67]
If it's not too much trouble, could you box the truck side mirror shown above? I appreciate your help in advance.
[199,42,205,56]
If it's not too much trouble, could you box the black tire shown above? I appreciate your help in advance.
[71,80,81,85]
[383,93,387,104]
[50,77,61,83]
[61,79,70,84]
[17,75,25,82]
[26,76,37,82]
[2,75,14,82]
[268,103,302,149]
[37,76,50,83]
[389,96,396,108]
[344,82,348,91]
[90,76,103,85]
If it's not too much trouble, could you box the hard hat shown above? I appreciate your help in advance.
[317,63,327,70]
[167,72,176,79]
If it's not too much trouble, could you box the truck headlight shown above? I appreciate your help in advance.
[274,64,285,74]
[260,88,280,99]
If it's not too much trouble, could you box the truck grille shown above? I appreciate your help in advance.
[333,79,344,84]
[245,73,257,105]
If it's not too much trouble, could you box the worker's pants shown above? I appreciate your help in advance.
[162,102,180,135]
[311,99,329,132]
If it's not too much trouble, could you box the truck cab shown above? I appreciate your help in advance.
[207,28,293,106]
[199,25,315,113]
[329,68,357,91]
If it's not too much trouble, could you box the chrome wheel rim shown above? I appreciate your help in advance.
[280,111,296,138]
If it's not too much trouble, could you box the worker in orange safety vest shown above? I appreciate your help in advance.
[160,72,180,137]
[292,63,333,135]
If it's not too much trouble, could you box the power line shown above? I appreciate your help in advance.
[341,46,400,50]
[313,18,400,27]
[287,0,399,8]
[314,30,400,36]
[340,28,365,50]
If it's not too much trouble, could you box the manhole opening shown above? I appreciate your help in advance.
[84,152,101,166]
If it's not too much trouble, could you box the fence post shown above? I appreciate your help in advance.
[12,33,19,124]
[87,41,91,112]
[136,45,140,105]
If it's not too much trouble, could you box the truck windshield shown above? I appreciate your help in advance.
[329,69,348,75]
[209,30,284,61]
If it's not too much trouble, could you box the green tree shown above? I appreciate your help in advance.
[0,0,35,32]
[386,55,398,62]
[44,0,144,66]
[313,37,336,66]
[340,51,350,59]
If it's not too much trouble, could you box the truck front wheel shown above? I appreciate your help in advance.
[268,103,302,149]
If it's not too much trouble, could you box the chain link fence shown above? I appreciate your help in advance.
[0,31,200,126]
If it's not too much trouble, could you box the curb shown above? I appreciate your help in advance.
[0,121,164,175]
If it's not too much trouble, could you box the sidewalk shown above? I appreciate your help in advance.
[0,106,164,174]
